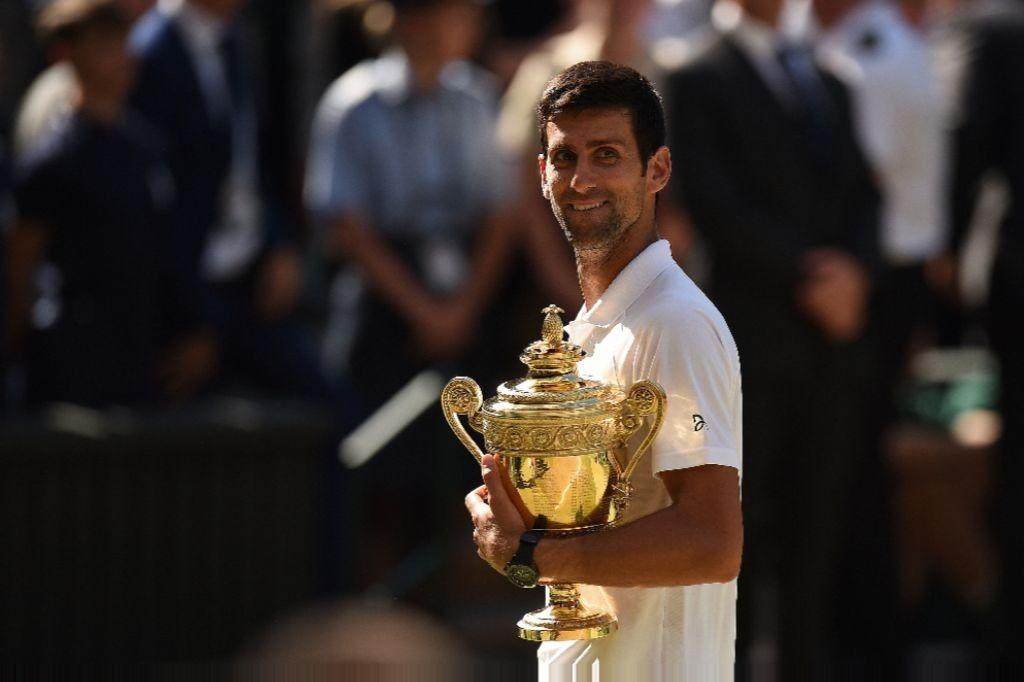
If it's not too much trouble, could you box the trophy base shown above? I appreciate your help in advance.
[516,584,618,641]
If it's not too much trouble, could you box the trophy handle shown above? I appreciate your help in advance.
[620,380,667,483]
[441,377,486,463]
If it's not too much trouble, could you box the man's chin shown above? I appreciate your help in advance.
[563,227,623,252]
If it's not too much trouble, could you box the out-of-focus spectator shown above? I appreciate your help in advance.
[939,0,1024,667]
[129,0,347,409]
[305,0,516,387]
[5,0,215,408]
[305,0,516,585]
[795,0,952,665]
[666,0,879,676]
[808,0,948,377]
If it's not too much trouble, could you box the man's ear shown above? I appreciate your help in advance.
[537,153,550,200]
[646,146,672,195]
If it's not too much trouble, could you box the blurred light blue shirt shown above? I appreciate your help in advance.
[305,50,514,240]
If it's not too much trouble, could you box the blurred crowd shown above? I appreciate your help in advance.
[0,0,1022,677]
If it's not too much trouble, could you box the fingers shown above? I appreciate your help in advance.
[464,486,490,522]
[480,454,509,510]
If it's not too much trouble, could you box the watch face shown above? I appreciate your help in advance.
[506,563,538,589]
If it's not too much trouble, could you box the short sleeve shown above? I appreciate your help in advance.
[304,87,371,222]
[632,310,741,475]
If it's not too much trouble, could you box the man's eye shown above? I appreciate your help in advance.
[552,150,575,164]
[596,148,619,161]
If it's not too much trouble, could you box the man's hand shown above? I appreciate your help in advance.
[157,329,218,401]
[413,297,476,361]
[465,454,527,573]
[798,248,870,343]
[924,251,960,304]
[255,247,303,321]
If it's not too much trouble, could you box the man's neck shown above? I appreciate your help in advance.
[575,225,658,310]
[75,88,123,127]
[406,53,444,91]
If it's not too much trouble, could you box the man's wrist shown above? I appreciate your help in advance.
[504,528,544,588]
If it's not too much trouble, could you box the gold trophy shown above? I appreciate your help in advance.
[441,305,666,641]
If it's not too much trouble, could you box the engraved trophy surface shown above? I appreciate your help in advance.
[441,305,666,641]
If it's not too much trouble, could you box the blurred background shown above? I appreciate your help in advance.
[0,0,1021,678]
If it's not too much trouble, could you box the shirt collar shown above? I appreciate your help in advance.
[568,239,677,333]
[160,0,227,53]
[713,0,782,61]
[375,49,478,105]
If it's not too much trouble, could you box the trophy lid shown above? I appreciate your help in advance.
[479,305,625,423]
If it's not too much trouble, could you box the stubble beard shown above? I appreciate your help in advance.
[550,199,641,255]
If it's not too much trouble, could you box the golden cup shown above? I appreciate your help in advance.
[441,305,666,641]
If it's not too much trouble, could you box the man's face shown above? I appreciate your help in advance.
[396,1,483,64]
[68,24,136,103]
[190,0,247,20]
[538,107,666,252]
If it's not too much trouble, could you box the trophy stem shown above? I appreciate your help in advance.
[517,583,618,642]
[548,583,582,609]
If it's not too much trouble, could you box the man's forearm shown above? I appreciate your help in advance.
[5,222,49,354]
[535,502,740,588]
[455,212,517,316]
[333,214,434,325]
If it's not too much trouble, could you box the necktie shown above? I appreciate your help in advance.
[775,43,835,162]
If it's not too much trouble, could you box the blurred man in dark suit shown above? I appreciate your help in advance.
[666,0,879,676]
[941,0,1024,667]
[129,0,345,407]
[6,0,214,408]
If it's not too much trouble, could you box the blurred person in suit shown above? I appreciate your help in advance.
[666,0,880,676]
[128,0,348,409]
[304,0,517,583]
[129,0,359,595]
[938,0,1024,667]
[797,0,952,665]
[5,0,215,408]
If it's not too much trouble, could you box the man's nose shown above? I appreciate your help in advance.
[569,159,597,193]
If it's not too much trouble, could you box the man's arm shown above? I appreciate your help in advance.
[330,212,439,328]
[5,220,48,355]
[467,454,742,588]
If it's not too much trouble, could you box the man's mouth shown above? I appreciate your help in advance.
[567,200,607,212]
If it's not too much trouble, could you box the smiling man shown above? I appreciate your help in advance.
[465,61,743,681]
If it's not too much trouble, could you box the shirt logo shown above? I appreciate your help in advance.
[693,414,707,432]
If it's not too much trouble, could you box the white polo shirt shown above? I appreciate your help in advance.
[540,239,742,682]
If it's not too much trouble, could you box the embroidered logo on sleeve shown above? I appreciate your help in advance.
[692,414,707,432]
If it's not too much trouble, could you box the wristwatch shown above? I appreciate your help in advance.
[505,528,545,588]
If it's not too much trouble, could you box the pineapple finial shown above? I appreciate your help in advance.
[541,305,565,347]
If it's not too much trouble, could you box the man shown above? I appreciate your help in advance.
[809,0,948,374]
[306,0,517,580]
[306,0,515,386]
[666,0,879,675]
[466,61,743,681]
[939,0,1024,666]
[6,0,214,407]
[497,0,693,311]
[129,0,341,404]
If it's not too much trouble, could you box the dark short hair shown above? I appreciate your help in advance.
[537,61,666,163]
[37,0,129,46]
